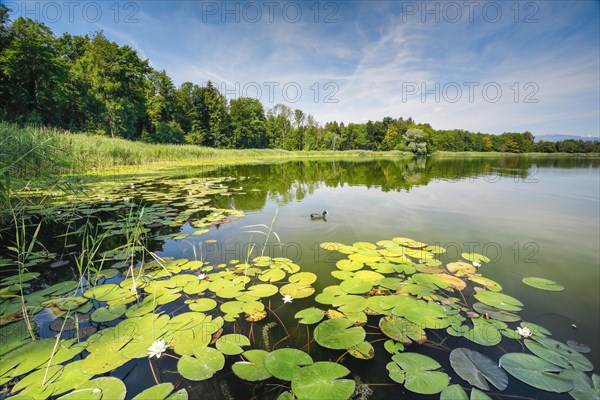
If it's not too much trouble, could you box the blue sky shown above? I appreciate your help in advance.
[6,0,600,137]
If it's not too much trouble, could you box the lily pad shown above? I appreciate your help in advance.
[449,348,508,391]
[280,283,315,299]
[500,353,573,393]
[379,316,426,345]
[91,304,126,323]
[77,377,127,400]
[177,347,225,381]
[295,308,325,324]
[215,334,250,355]
[314,318,366,350]
[340,279,373,294]
[291,362,355,400]
[559,369,600,400]
[232,350,273,381]
[390,353,449,394]
[525,337,594,371]
[132,383,174,400]
[474,291,523,312]
[522,277,564,292]
[264,348,314,380]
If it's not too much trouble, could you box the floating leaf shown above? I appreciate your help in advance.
[232,350,272,381]
[474,291,523,312]
[472,303,520,322]
[384,339,405,354]
[567,340,591,354]
[77,377,127,400]
[449,348,508,391]
[132,383,174,400]
[500,353,573,393]
[463,318,502,347]
[177,347,225,381]
[215,334,250,355]
[379,316,426,345]
[340,279,372,294]
[462,253,490,263]
[390,353,449,394]
[440,384,468,400]
[289,272,317,285]
[295,308,325,324]
[291,362,355,400]
[280,283,315,299]
[559,369,600,400]
[522,277,564,292]
[348,341,374,359]
[526,337,593,371]
[91,304,126,323]
[314,318,365,350]
[264,348,313,380]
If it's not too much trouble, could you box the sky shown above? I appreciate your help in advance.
[5,0,600,137]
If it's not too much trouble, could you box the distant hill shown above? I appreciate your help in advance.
[535,135,599,142]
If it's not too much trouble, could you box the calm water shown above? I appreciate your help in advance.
[3,155,599,399]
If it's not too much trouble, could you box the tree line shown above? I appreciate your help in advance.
[1,7,598,154]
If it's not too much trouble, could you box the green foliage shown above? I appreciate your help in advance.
[0,14,597,163]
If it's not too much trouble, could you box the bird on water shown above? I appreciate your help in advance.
[310,211,328,219]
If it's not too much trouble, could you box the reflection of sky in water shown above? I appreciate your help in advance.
[157,161,599,375]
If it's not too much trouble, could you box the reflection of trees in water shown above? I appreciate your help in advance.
[211,156,600,211]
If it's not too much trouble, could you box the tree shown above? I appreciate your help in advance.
[404,128,428,155]
[0,17,68,124]
[71,32,149,138]
[203,81,229,147]
[265,104,293,149]
[380,125,401,151]
[146,69,177,130]
[229,97,267,148]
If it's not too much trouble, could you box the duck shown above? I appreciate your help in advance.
[310,211,328,219]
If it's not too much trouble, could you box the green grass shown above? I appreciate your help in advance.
[0,123,411,177]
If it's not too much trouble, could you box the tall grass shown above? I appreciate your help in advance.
[0,122,409,177]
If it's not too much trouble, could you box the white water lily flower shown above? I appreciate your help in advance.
[517,326,532,338]
[197,273,206,280]
[147,338,169,358]
[124,197,130,203]
[282,295,294,303]
[472,261,481,267]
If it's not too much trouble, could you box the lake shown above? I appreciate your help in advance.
[1,155,598,399]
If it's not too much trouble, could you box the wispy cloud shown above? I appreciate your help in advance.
[23,0,599,136]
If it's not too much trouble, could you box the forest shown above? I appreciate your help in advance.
[1,6,598,155]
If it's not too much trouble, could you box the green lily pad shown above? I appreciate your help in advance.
[177,347,225,381]
[289,272,317,285]
[259,269,286,282]
[472,302,521,322]
[449,348,508,391]
[91,304,126,323]
[77,377,127,400]
[291,362,355,400]
[280,283,315,299]
[379,316,426,345]
[232,350,273,381]
[347,341,374,360]
[264,348,314,380]
[463,318,502,347]
[340,279,373,294]
[57,389,102,400]
[314,318,365,350]
[295,308,325,324]
[215,334,250,355]
[336,259,363,272]
[390,353,449,394]
[132,383,174,400]
[567,340,592,354]
[500,353,573,393]
[559,369,600,400]
[474,291,523,312]
[188,298,217,312]
[384,339,405,354]
[522,277,564,292]
[440,384,468,400]
[526,337,594,371]
[461,253,490,263]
